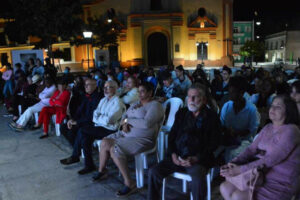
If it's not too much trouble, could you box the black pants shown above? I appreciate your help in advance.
[11,95,23,116]
[60,123,80,146]
[72,125,114,168]
[147,158,207,200]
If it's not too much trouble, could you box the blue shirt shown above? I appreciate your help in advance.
[220,100,259,141]
[32,66,45,76]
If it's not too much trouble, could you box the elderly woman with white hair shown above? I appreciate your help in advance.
[60,80,126,175]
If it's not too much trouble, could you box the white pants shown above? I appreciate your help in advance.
[16,102,45,127]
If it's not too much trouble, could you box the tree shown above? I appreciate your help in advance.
[71,14,122,49]
[3,0,84,63]
[240,40,265,66]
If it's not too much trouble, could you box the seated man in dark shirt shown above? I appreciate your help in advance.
[60,78,101,146]
[147,83,222,200]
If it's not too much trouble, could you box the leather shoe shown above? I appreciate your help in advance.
[78,166,96,175]
[60,156,80,165]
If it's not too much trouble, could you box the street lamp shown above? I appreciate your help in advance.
[83,31,93,70]
[256,21,261,26]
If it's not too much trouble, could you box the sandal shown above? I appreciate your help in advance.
[92,171,108,182]
[116,185,137,197]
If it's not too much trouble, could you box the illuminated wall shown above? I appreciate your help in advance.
[86,0,233,66]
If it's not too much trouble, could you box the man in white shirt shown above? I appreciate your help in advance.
[9,77,56,131]
[60,80,125,175]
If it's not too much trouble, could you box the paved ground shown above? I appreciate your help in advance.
[0,105,223,200]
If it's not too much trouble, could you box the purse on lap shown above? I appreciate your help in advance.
[226,167,263,200]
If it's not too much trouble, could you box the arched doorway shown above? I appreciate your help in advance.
[147,32,168,66]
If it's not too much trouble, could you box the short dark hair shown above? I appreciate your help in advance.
[176,65,184,72]
[222,65,232,74]
[139,82,154,96]
[273,95,300,125]
[228,76,247,94]
[291,80,300,93]
[15,63,22,68]
[161,71,172,81]
[57,78,68,86]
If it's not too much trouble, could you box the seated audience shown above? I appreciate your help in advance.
[32,58,45,77]
[174,65,192,96]
[147,83,222,200]
[156,71,183,102]
[220,95,300,200]
[2,64,14,99]
[9,75,28,121]
[60,80,125,175]
[14,63,25,82]
[119,76,139,107]
[9,77,56,131]
[92,82,164,197]
[33,79,71,139]
[290,80,300,114]
[192,64,210,88]
[211,66,231,104]
[61,67,74,84]
[67,76,85,119]
[220,76,259,162]
[60,79,101,145]
[144,67,158,89]
[21,75,42,113]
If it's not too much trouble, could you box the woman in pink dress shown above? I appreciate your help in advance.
[220,95,300,200]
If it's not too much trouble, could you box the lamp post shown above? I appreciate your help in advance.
[83,31,93,71]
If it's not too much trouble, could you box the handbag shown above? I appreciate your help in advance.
[226,167,263,200]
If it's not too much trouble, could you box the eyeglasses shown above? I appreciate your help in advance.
[104,86,114,90]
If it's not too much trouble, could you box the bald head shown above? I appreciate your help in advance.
[85,78,97,94]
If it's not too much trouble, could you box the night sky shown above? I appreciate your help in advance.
[233,0,300,37]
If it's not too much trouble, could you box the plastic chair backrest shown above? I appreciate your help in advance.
[162,97,184,128]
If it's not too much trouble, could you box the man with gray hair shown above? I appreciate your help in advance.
[60,80,125,175]
[147,83,222,200]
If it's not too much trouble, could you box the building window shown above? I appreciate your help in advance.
[234,27,239,33]
[280,40,284,49]
[63,48,72,61]
[275,41,278,50]
[271,42,273,50]
[265,42,269,50]
[175,44,180,52]
[151,0,162,10]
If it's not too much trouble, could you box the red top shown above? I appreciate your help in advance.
[49,89,71,123]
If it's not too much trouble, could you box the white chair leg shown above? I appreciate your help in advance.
[81,149,85,158]
[190,192,193,200]
[183,180,187,193]
[34,113,39,124]
[158,131,165,161]
[206,173,211,200]
[210,168,214,181]
[96,140,102,152]
[143,154,148,169]
[162,178,166,200]
[135,154,144,188]
[164,133,168,150]
[18,105,22,116]
[55,124,60,136]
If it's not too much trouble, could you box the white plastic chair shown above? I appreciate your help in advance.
[18,105,22,116]
[51,115,65,136]
[162,168,214,200]
[134,115,165,188]
[34,112,39,124]
[158,97,183,161]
